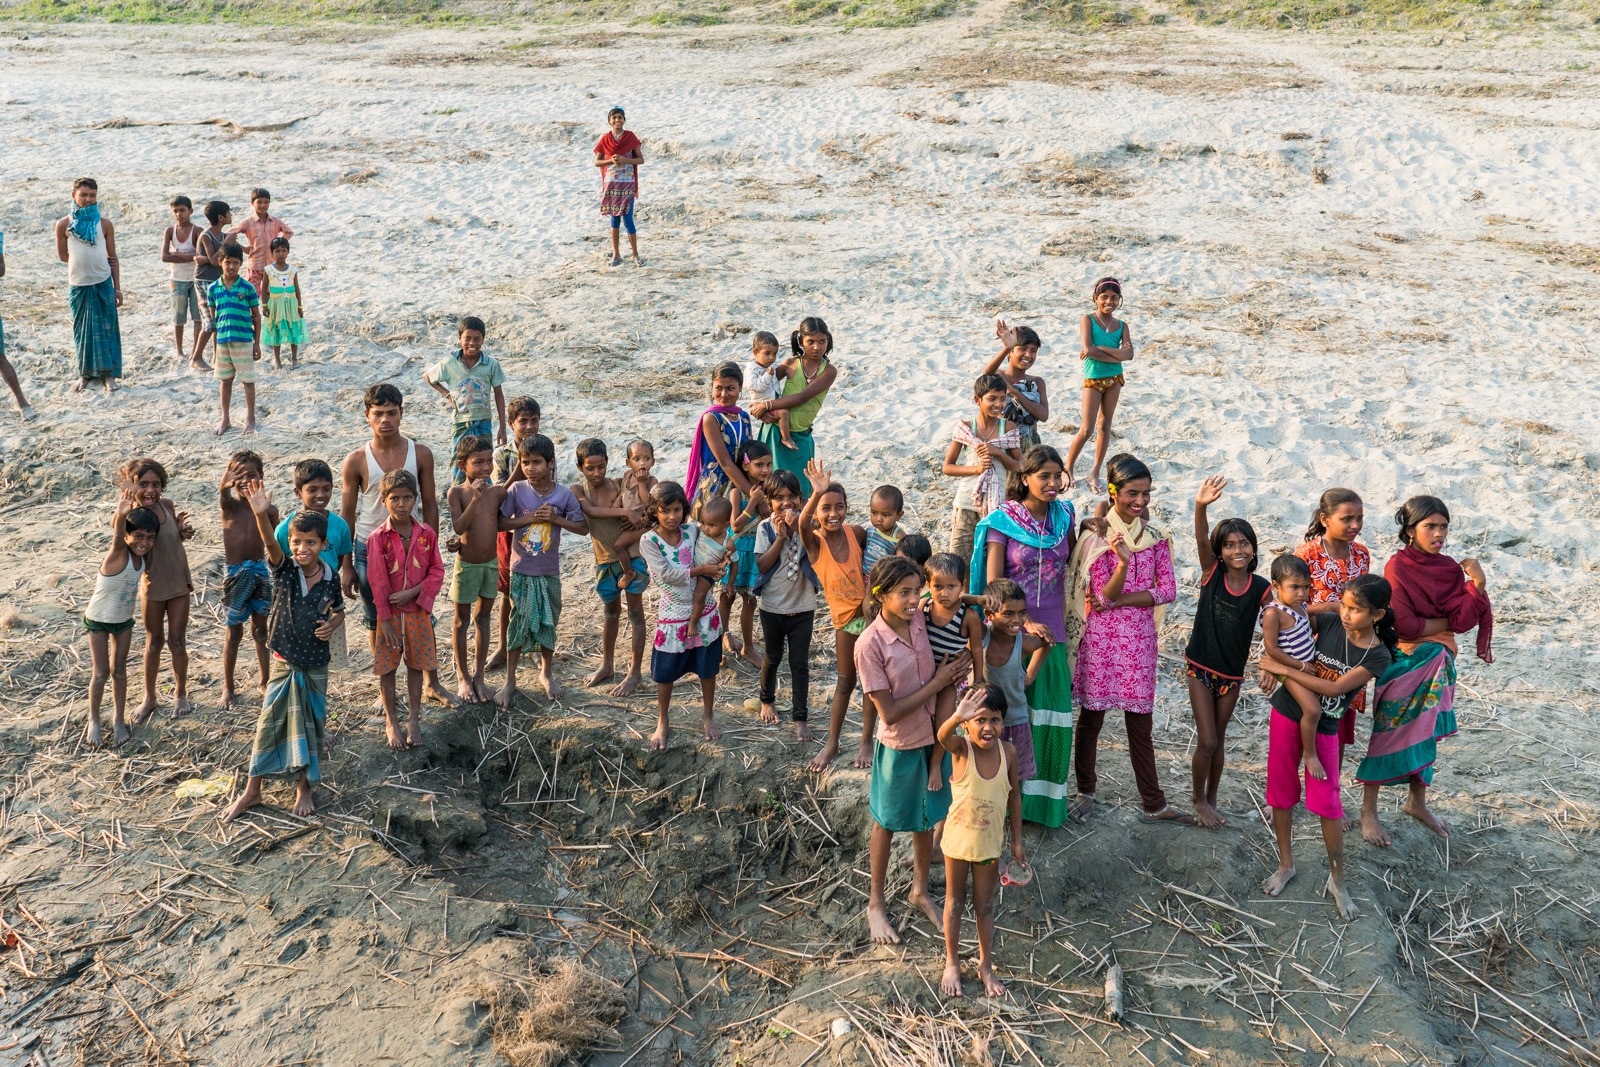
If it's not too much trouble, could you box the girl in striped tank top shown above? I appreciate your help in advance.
[1261,554,1316,679]
[922,554,988,792]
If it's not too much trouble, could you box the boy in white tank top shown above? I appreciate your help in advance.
[162,195,205,370]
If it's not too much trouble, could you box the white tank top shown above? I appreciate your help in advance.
[66,219,112,287]
[354,438,422,543]
[169,225,197,281]
[85,554,145,625]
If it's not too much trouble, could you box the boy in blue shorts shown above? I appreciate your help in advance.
[572,438,648,697]
[220,451,277,709]
[425,315,506,484]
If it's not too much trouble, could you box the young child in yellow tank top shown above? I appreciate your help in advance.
[938,685,1026,999]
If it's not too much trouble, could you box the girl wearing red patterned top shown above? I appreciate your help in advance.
[1295,488,1370,752]
[594,107,644,268]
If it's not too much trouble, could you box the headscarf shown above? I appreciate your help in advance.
[968,499,1074,598]
[69,202,101,246]
[682,405,750,503]
[1062,506,1169,670]
[1385,544,1493,660]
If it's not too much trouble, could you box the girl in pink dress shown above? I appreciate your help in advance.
[1065,453,1183,823]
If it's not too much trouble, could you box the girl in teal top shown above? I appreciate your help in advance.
[1065,277,1134,493]
[752,317,837,498]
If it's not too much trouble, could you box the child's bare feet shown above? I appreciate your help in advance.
[941,962,963,997]
[221,686,237,711]
[456,677,479,704]
[739,646,764,669]
[908,887,943,930]
[1305,754,1326,781]
[542,673,564,701]
[796,721,816,743]
[808,741,840,773]
[866,902,900,945]
[650,722,670,750]
[927,764,943,792]
[1402,795,1450,838]
[425,678,461,707]
[1325,874,1359,919]
[86,719,104,748]
[494,682,515,711]
[131,698,157,725]
[1194,800,1227,830]
[1262,865,1297,897]
[609,672,641,698]
[407,726,422,748]
[385,720,408,750]
[242,419,257,436]
[214,416,231,435]
[174,697,193,718]
[1361,809,1392,847]
[585,665,615,689]
[487,649,508,671]
[292,778,316,818]
[853,744,873,770]
[702,714,722,742]
[105,378,119,394]
[780,434,799,451]
[759,702,779,725]
[977,964,1007,999]
[221,779,262,823]
[113,722,130,747]
[473,676,494,702]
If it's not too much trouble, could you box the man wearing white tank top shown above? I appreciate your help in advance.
[340,383,459,709]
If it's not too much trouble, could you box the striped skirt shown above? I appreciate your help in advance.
[1020,642,1074,827]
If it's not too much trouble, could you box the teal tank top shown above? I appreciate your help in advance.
[1084,317,1125,382]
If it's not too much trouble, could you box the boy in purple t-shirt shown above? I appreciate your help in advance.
[497,434,586,708]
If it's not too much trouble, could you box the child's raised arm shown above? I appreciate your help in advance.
[1193,475,1226,575]
[102,487,136,577]
[244,481,285,567]
[797,460,831,560]
[936,686,988,754]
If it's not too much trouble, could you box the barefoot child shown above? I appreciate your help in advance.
[447,436,506,704]
[160,196,206,370]
[640,482,726,748]
[220,451,277,710]
[1065,278,1133,491]
[85,491,157,747]
[1356,496,1492,847]
[224,486,344,823]
[1297,488,1371,761]
[800,459,869,773]
[594,106,644,267]
[489,396,540,669]
[261,238,304,369]
[984,320,1049,451]
[126,458,195,727]
[689,496,734,641]
[939,685,1026,998]
[274,458,353,669]
[1183,477,1269,829]
[944,374,1021,566]
[753,470,819,743]
[572,437,649,698]
[206,244,261,435]
[1259,575,1395,919]
[858,555,969,945]
[426,316,507,484]
[744,332,796,451]
[724,440,773,669]
[497,434,586,707]
[366,470,444,749]
[863,485,907,574]
[1261,554,1316,680]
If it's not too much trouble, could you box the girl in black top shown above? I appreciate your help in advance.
[1184,476,1270,830]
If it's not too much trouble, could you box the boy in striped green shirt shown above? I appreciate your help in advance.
[207,243,261,436]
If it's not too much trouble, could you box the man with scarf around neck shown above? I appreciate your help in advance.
[55,178,123,393]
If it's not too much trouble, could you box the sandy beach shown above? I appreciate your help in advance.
[1,7,1599,1064]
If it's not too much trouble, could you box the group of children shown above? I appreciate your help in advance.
[71,261,1498,998]
[158,190,304,434]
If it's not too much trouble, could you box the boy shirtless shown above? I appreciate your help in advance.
[447,436,506,703]
[221,451,277,709]
[572,438,648,697]
[339,383,457,708]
